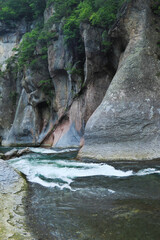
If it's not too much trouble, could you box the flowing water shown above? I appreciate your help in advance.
[6,148,160,240]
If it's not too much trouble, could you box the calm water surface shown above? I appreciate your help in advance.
[7,148,160,240]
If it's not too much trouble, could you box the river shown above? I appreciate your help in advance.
[4,147,160,240]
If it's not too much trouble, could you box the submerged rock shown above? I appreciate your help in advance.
[3,147,32,160]
[2,147,78,160]
[4,148,18,160]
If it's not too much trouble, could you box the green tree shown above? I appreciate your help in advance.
[59,0,128,46]
[0,0,46,20]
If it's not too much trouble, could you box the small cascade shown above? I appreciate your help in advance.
[8,147,160,190]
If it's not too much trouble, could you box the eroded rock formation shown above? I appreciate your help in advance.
[1,3,112,148]
[0,20,28,143]
[79,0,160,160]
[0,0,160,160]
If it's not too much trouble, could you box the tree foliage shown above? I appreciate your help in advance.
[16,25,56,68]
[151,0,160,48]
[17,28,40,66]
[47,0,127,45]
[4,0,129,69]
[48,0,127,26]
[0,0,46,20]
[1,0,128,48]
[151,0,160,16]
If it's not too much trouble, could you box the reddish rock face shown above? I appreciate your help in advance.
[42,21,112,148]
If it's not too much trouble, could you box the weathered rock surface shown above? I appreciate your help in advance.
[0,70,21,143]
[1,147,31,160]
[0,20,29,143]
[4,148,18,160]
[2,3,111,148]
[3,60,55,146]
[0,20,28,71]
[0,159,34,239]
[79,0,160,160]
[1,0,160,161]
[43,20,112,148]
[3,89,38,146]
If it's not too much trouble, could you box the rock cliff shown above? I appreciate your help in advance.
[0,0,160,160]
[79,0,160,160]
[1,2,112,148]
[0,20,29,144]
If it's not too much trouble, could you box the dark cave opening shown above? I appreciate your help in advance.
[36,101,50,134]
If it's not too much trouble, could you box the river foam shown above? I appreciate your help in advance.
[8,149,160,190]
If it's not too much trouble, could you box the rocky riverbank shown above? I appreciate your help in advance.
[0,159,34,239]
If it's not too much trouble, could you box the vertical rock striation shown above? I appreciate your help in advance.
[0,20,28,143]
[79,0,160,160]
[1,3,111,148]
[1,0,160,161]
[45,21,112,148]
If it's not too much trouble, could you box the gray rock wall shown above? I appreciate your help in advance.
[1,2,111,148]
[79,0,160,160]
[0,20,28,143]
[1,0,160,162]
[45,21,111,148]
